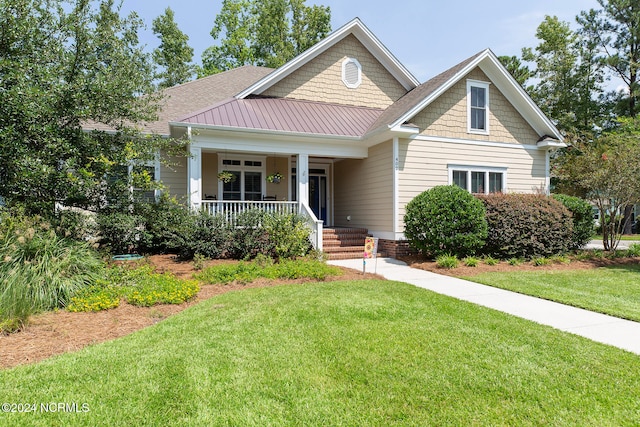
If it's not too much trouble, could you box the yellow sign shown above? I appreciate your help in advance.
[363,237,378,259]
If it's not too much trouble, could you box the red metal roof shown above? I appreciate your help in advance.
[177,97,385,138]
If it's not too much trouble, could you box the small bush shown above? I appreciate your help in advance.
[483,256,499,266]
[549,255,571,264]
[436,254,459,269]
[96,211,148,254]
[192,253,207,271]
[627,243,640,257]
[532,257,551,266]
[136,194,194,254]
[477,194,573,259]
[552,194,594,250]
[263,213,311,259]
[463,256,479,267]
[508,258,523,266]
[404,185,487,257]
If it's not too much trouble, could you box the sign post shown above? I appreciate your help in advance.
[363,237,379,275]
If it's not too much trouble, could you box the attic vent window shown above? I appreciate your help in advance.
[342,58,362,89]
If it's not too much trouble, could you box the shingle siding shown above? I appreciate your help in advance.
[413,68,540,144]
[263,35,407,109]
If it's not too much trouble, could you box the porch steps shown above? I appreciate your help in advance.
[323,227,369,260]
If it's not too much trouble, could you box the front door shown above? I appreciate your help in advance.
[309,175,327,222]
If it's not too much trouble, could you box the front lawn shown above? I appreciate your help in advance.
[466,264,640,322]
[2,280,639,426]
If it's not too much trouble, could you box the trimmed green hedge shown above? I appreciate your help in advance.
[552,194,594,250]
[404,185,487,257]
[477,193,573,258]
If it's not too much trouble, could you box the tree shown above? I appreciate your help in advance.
[522,15,605,132]
[498,55,531,87]
[578,0,640,118]
[200,0,330,76]
[152,7,195,89]
[0,0,177,215]
[554,126,640,250]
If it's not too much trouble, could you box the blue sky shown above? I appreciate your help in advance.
[121,0,602,82]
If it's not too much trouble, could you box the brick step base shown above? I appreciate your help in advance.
[323,227,369,260]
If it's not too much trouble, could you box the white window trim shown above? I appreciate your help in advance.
[342,58,362,89]
[467,80,491,135]
[217,154,266,200]
[448,164,507,194]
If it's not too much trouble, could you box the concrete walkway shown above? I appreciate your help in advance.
[328,257,640,355]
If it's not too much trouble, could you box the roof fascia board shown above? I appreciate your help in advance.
[236,18,419,98]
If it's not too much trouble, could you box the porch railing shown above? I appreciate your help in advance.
[201,200,298,222]
[200,200,323,251]
[299,203,323,251]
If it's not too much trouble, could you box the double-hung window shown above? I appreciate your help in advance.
[449,165,506,194]
[467,80,490,134]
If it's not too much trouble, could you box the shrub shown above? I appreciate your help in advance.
[435,254,459,269]
[477,194,573,259]
[96,211,148,254]
[135,194,194,254]
[227,209,271,260]
[483,256,499,266]
[0,209,104,332]
[508,258,523,266]
[627,243,640,257]
[532,257,551,266]
[404,185,487,257]
[263,213,311,259]
[463,256,479,267]
[552,194,594,250]
[176,211,231,260]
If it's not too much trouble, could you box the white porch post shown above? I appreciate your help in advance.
[297,153,309,208]
[188,144,202,210]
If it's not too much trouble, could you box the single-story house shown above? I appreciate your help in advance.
[118,18,565,258]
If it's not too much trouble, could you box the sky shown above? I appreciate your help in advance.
[120,0,603,83]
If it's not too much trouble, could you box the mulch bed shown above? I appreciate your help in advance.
[0,255,381,370]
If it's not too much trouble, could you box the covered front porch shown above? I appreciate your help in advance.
[187,145,349,251]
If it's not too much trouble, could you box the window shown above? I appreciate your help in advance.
[342,58,362,89]
[219,156,265,200]
[467,80,490,134]
[449,165,506,194]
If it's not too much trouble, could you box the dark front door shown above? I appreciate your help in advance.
[309,175,327,222]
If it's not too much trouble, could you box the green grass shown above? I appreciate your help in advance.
[466,265,640,321]
[1,280,640,426]
[592,234,640,241]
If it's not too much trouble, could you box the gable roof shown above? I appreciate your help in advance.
[367,49,563,141]
[175,97,384,138]
[236,18,420,99]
